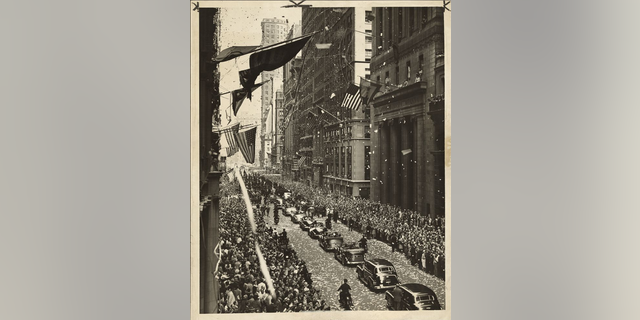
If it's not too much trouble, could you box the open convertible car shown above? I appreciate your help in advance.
[300,216,318,231]
[291,213,306,224]
[283,207,297,217]
[319,231,344,252]
[334,242,366,266]
[308,221,327,239]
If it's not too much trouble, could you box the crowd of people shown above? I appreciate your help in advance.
[215,176,331,313]
[261,175,446,281]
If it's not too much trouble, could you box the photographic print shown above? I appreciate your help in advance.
[191,1,450,319]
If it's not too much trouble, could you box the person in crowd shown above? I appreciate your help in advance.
[392,284,403,310]
[359,235,368,251]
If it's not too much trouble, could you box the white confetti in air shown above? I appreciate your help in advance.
[330,93,336,99]
[255,242,277,298]
[235,168,256,234]
[213,240,222,275]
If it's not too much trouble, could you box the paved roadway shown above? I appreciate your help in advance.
[265,204,446,311]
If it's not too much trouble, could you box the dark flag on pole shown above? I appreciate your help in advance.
[231,81,266,115]
[234,126,257,164]
[213,46,260,63]
[360,77,382,105]
[340,83,362,111]
[239,35,312,94]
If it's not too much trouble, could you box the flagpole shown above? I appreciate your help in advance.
[215,79,272,97]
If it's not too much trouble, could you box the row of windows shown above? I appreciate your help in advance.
[322,146,371,180]
[324,126,353,140]
[375,54,426,91]
[374,7,441,54]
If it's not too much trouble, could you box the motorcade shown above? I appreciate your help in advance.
[319,231,344,251]
[385,283,442,310]
[334,242,366,266]
[308,222,327,239]
[356,258,399,290]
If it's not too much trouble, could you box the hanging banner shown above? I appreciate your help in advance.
[213,45,259,63]
[239,35,312,95]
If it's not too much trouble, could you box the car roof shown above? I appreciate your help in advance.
[400,283,437,295]
[368,258,393,266]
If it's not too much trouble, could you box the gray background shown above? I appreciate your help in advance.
[1,0,639,319]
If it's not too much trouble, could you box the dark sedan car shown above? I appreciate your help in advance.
[385,283,441,310]
[356,258,399,290]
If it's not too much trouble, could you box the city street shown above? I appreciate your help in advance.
[264,204,446,311]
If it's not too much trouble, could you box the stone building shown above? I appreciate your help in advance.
[197,8,221,313]
[369,7,445,217]
[281,23,302,178]
[288,7,372,196]
[259,17,288,168]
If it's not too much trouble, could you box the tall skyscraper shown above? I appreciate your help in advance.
[260,17,288,169]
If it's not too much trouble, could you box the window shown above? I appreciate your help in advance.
[406,61,411,81]
[395,66,399,85]
[422,8,429,27]
[364,146,371,180]
[409,8,415,34]
[376,8,383,52]
[365,126,370,138]
[386,8,392,44]
[398,9,403,38]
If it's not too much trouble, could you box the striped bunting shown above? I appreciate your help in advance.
[340,83,362,111]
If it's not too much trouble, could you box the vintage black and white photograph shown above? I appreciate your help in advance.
[192,1,450,318]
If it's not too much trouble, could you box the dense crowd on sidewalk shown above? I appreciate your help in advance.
[261,175,446,281]
[216,177,330,313]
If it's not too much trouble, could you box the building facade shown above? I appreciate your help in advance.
[259,17,288,168]
[281,23,302,178]
[369,7,445,217]
[198,8,221,313]
[287,7,372,196]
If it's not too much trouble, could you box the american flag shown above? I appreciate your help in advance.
[298,156,307,167]
[234,126,257,164]
[223,123,240,156]
[340,83,362,111]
